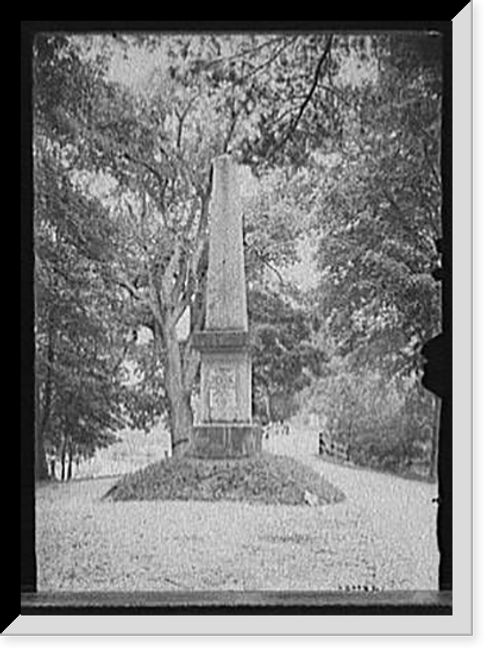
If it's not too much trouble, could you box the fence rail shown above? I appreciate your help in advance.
[318,433,351,463]
[260,422,350,461]
[261,422,319,456]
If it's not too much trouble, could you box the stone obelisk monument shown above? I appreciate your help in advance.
[191,155,261,458]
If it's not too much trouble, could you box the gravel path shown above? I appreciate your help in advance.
[36,458,439,592]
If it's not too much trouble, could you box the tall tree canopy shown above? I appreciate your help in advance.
[309,33,442,376]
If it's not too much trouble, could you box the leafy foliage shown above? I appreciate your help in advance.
[304,360,437,478]
[32,31,443,480]
[34,144,128,477]
[249,288,325,423]
[315,33,442,376]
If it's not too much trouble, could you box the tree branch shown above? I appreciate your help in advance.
[235,36,299,85]
[315,82,354,108]
[222,104,239,154]
[63,108,171,215]
[175,93,200,152]
[123,150,164,188]
[204,35,290,70]
[113,275,145,302]
[271,35,333,156]
[247,244,287,286]
[161,240,183,308]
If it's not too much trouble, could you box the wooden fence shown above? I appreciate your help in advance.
[318,433,351,463]
[260,423,352,462]
[262,422,319,456]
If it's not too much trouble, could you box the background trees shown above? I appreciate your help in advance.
[303,33,442,476]
[34,144,128,479]
[32,30,443,480]
[316,34,442,374]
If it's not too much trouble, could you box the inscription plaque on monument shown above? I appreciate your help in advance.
[208,364,237,422]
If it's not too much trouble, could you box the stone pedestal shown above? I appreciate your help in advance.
[189,155,260,459]
[191,425,261,459]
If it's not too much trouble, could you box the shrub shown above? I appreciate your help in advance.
[303,366,437,479]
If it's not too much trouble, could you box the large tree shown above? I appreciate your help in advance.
[33,33,332,457]
[299,33,443,476]
[312,33,443,376]
[34,141,128,479]
[249,287,325,423]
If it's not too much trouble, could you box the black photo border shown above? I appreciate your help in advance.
[15,12,472,633]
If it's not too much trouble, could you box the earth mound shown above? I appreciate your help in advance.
[104,453,345,506]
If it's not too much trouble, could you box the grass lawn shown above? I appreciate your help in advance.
[317,454,436,484]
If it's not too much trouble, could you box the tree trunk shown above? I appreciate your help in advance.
[168,386,194,456]
[67,443,73,480]
[35,318,55,481]
[60,454,66,481]
[347,411,354,444]
[161,320,194,456]
[35,446,49,481]
[35,415,49,481]
[258,380,273,424]
[60,434,68,481]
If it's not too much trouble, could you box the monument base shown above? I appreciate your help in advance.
[189,424,262,459]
